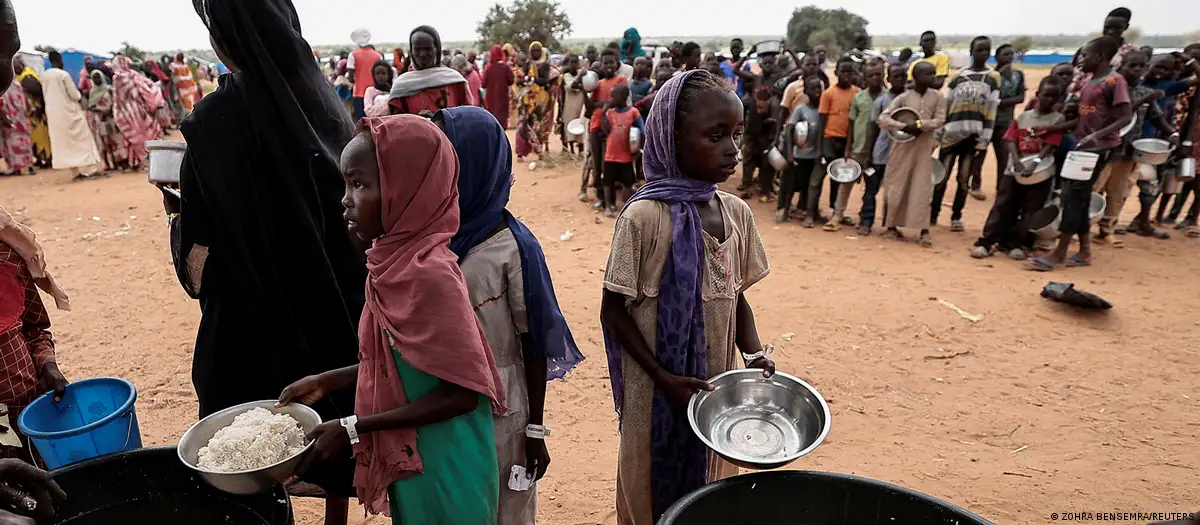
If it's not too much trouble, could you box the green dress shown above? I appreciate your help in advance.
[387,348,500,525]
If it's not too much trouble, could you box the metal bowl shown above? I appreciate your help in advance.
[581,70,600,92]
[1028,204,1062,241]
[766,147,789,171]
[931,157,947,185]
[688,369,830,470]
[146,140,187,185]
[1119,115,1138,137]
[1132,138,1174,166]
[885,107,921,143]
[792,121,809,149]
[566,118,587,138]
[1089,192,1106,225]
[1013,154,1055,186]
[178,400,321,495]
[826,158,862,183]
[629,127,641,155]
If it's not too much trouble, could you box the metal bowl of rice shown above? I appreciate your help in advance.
[178,400,321,495]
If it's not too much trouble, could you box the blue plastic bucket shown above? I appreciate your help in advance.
[17,377,142,469]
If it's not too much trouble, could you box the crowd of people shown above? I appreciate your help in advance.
[1,1,1199,525]
[1,50,211,179]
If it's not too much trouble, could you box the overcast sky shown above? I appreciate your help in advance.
[12,0,1195,54]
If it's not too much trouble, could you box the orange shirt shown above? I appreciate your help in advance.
[604,107,643,163]
[589,76,628,132]
[351,47,383,98]
[818,84,860,138]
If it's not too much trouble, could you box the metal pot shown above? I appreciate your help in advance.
[1176,156,1197,181]
[826,158,862,183]
[1012,154,1055,186]
[146,140,187,185]
[792,121,809,150]
[767,147,789,171]
[1028,204,1062,241]
[885,107,921,144]
[1089,192,1106,225]
[629,127,641,155]
[1131,138,1174,166]
[931,157,947,185]
[581,70,600,92]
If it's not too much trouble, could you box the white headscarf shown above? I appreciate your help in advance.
[352,28,372,47]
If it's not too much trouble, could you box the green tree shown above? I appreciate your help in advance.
[1011,35,1035,59]
[1124,27,1141,44]
[115,41,148,60]
[476,0,572,52]
[807,28,841,58]
[785,5,869,54]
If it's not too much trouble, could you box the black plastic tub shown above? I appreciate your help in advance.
[49,446,293,525]
[658,471,992,525]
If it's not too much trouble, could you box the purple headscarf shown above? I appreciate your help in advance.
[601,69,715,518]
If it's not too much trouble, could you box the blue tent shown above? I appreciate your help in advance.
[48,49,113,85]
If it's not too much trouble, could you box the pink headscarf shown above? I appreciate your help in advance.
[353,115,505,516]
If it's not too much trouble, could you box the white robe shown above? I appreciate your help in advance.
[42,68,100,170]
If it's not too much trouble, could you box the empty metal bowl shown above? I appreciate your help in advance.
[885,107,921,143]
[1028,204,1062,241]
[1013,154,1055,185]
[689,369,830,470]
[931,157,947,185]
[566,118,587,138]
[827,158,862,183]
[1132,138,1174,166]
[178,400,321,495]
[1089,192,1106,225]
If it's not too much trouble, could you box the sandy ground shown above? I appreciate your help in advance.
[2,69,1197,525]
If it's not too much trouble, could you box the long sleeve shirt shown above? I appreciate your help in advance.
[0,243,56,407]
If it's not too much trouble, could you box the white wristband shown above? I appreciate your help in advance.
[524,424,551,439]
[340,415,360,445]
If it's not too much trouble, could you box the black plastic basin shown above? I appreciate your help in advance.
[659,471,992,525]
[49,446,293,525]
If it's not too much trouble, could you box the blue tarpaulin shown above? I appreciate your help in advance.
[47,49,113,85]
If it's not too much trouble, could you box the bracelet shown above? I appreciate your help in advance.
[525,424,551,439]
[340,416,360,445]
[166,212,179,226]
[741,344,773,364]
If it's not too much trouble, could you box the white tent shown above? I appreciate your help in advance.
[15,50,45,76]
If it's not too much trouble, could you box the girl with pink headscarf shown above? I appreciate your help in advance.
[279,115,504,523]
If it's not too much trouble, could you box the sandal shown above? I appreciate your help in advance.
[1026,257,1056,272]
[970,246,991,259]
[823,221,840,232]
[839,216,856,226]
[1187,226,1200,238]
[1065,255,1091,268]
[918,232,933,247]
[950,220,965,232]
[856,225,871,236]
[1137,226,1170,240]
[1006,248,1028,261]
[883,229,903,241]
[801,218,816,229]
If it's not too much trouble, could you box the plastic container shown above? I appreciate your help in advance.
[50,447,292,525]
[1061,151,1099,181]
[146,140,187,185]
[659,470,992,525]
[18,377,141,469]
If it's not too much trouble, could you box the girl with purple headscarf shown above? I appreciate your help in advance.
[600,69,775,524]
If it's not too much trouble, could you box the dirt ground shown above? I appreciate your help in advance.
[1,68,1197,525]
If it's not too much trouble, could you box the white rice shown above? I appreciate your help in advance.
[196,407,307,472]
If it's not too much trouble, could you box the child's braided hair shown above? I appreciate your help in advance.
[674,69,733,136]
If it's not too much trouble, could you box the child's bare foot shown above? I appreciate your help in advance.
[578,191,589,202]
[856,225,871,236]
[801,217,816,229]
[1065,254,1091,267]
[970,246,991,259]
[970,190,987,201]
[883,228,903,241]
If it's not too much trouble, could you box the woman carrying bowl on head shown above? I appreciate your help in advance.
[165,0,365,523]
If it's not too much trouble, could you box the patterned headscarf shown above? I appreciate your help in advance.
[0,205,70,311]
[601,69,714,519]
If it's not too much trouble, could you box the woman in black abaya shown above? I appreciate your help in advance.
[164,0,362,523]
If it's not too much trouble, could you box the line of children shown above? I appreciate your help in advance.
[840,61,884,231]
[580,49,627,206]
